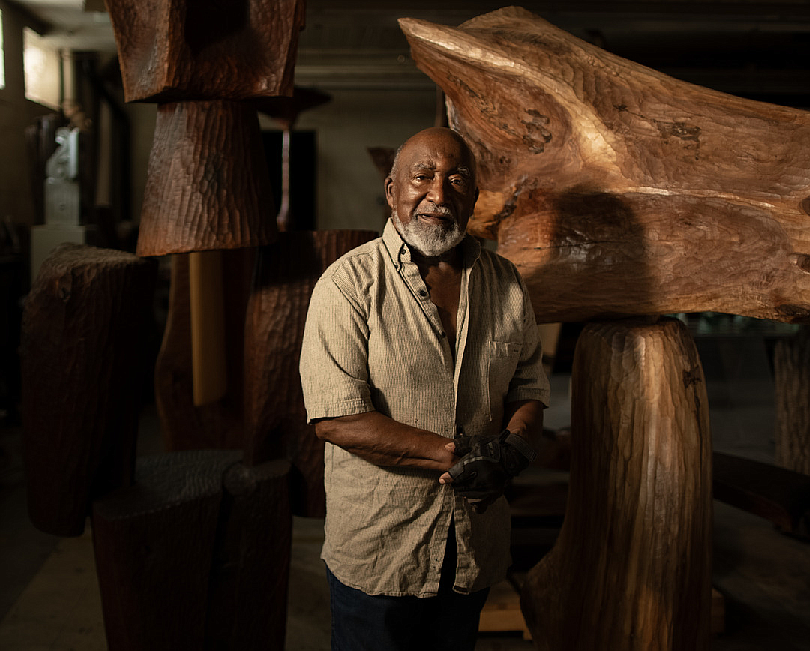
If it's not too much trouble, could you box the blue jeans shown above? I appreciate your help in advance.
[326,525,490,651]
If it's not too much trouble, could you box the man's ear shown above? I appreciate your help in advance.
[385,176,395,208]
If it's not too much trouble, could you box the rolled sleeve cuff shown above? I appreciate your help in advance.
[305,397,375,424]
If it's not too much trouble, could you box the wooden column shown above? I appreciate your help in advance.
[775,328,810,475]
[521,317,713,651]
[21,244,157,536]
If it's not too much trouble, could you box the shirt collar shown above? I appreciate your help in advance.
[382,218,481,270]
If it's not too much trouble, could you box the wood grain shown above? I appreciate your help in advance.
[104,0,305,102]
[137,101,276,256]
[521,318,713,650]
[243,230,378,517]
[21,244,157,536]
[400,7,810,323]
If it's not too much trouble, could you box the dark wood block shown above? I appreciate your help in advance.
[92,450,240,651]
[137,101,276,256]
[244,230,378,517]
[104,0,305,102]
[21,244,157,536]
[205,459,292,649]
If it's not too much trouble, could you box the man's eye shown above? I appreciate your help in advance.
[451,177,467,186]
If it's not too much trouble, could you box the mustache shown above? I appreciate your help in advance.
[416,203,454,217]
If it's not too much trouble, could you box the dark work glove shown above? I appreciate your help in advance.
[448,430,536,513]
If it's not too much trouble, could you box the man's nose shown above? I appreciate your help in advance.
[427,176,450,205]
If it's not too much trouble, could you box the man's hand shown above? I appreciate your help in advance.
[439,430,536,513]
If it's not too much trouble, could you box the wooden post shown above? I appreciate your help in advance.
[21,244,157,536]
[775,328,810,475]
[521,317,713,651]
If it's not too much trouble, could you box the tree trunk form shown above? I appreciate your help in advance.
[521,318,713,651]
[21,244,157,536]
[92,451,292,651]
[137,101,277,257]
[243,230,378,516]
[775,328,810,475]
[400,7,810,324]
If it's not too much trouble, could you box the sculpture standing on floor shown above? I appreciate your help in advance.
[399,6,810,650]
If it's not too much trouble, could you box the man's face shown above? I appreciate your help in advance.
[386,129,478,257]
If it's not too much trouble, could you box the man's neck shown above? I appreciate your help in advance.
[410,243,464,277]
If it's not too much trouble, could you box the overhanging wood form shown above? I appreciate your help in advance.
[400,7,810,323]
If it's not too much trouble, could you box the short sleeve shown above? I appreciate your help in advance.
[299,272,375,423]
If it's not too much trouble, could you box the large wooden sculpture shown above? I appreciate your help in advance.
[400,7,810,324]
[91,1,306,648]
[398,7,810,650]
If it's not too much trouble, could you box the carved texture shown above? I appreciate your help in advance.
[400,8,810,322]
[92,451,292,650]
[244,230,378,517]
[104,0,305,102]
[521,318,712,650]
[21,244,157,536]
[775,328,810,475]
[137,101,276,256]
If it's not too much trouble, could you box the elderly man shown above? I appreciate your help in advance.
[299,127,549,650]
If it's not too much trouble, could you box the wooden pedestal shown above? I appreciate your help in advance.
[92,451,291,651]
[21,244,157,536]
[521,317,713,650]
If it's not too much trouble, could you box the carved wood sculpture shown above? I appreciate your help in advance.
[395,7,800,649]
[95,2,305,648]
[400,7,810,324]
[21,244,157,536]
[519,318,713,651]
[244,230,377,516]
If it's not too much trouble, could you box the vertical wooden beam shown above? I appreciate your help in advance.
[521,317,713,651]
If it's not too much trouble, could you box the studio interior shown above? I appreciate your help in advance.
[0,1,809,650]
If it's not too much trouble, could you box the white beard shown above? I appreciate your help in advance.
[392,208,465,257]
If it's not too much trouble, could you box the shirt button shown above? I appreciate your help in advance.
[419,289,428,297]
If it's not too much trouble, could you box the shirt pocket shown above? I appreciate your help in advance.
[487,341,522,421]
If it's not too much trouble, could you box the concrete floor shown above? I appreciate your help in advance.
[1,332,810,649]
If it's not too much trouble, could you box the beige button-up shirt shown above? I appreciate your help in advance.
[300,220,550,598]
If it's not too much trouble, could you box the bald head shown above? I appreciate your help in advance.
[389,127,477,186]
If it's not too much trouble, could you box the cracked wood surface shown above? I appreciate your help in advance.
[400,7,810,323]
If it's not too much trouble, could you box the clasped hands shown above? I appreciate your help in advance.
[439,430,536,513]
